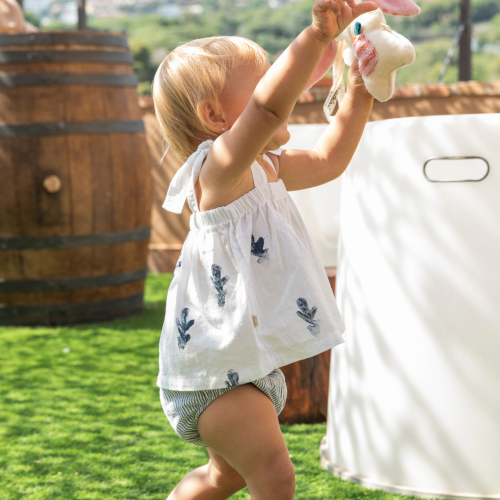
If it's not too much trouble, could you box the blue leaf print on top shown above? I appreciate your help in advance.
[176,308,194,349]
[296,297,320,337]
[226,369,240,388]
[251,235,269,264]
[173,251,182,278]
[211,264,229,307]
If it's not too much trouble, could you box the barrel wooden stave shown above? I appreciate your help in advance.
[0,88,65,124]
[67,135,112,235]
[0,279,144,304]
[0,62,133,74]
[0,136,71,235]
[0,88,142,123]
[0,31,152,325]
[0,136,149,238]
[0,140,21,234]
[0,44,129,52]
[1,301,145,326]
[0,241,149,281]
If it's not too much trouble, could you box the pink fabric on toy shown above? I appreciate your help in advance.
[353,34,378,77]
[373,0,420,17]
[305,40,338,90]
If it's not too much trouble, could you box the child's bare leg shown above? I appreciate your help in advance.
[167,447,245,499]
[198,384,295,500]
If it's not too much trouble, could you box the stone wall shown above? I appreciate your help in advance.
[291,79,500,123]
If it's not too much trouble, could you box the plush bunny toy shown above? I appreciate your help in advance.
[306,0,420,114]
[340,8,416,102]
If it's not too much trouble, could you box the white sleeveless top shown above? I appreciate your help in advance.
[158,140,345,391]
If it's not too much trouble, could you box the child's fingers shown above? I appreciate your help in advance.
[347,59,372,96]
[315,0,341,14]
[351,0,378,18]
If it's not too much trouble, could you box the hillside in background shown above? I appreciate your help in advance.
[24,0,500,93]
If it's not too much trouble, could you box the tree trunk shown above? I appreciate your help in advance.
[459,0,471,81]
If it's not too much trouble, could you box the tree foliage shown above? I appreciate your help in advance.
[32,0,500,91]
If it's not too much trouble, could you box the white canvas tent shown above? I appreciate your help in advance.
[321,114,500,499]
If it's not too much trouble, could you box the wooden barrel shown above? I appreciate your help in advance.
[139,99,188,273]
[0,31,152,326]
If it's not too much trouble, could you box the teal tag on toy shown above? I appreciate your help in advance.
[354,22,362,36]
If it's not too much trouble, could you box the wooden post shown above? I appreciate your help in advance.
[459,0,471,81]
[437,24,464,82]
[77,0,87,30]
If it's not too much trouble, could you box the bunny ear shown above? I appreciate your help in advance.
[305,40,338,91]
[372,0,421,16]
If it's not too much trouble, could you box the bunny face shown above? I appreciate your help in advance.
[339,9,415,102]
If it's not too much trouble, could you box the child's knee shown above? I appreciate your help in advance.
[249,454,296,499]
[207,458,246,491]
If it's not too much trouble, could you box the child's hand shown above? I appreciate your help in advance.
[346,59,373,101]
[311,0,378,43]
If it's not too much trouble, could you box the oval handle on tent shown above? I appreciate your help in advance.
[423,157,489,183]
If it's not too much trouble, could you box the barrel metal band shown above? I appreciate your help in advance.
[0,73,138,87]
[0,292,144,318]
[0,226,151,250]
[0,120,145,137]
[0,268,148,292]
[0,33,129,48]
[0,50,133,64]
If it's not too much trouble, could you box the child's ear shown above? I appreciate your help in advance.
[197,99,225,134]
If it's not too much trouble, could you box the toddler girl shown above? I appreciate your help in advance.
[153,0,376,498]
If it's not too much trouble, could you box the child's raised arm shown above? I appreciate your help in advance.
[278,59,375,191]
[202,0,377,189]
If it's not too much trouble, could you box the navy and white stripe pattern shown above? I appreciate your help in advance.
[159,368,287,447]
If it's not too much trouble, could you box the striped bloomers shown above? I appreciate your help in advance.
[160,368,287,447]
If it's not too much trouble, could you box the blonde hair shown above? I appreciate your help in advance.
[152,36,269,161]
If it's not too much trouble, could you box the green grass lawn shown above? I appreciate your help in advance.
[0,274,416,500]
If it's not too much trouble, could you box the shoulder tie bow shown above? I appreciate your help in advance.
[162,140,213,214]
